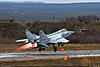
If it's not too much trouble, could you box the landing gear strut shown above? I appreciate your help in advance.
[39,48,42,52]
[53,46,57,52]
[52,44,57,52]
[58,43,60,46]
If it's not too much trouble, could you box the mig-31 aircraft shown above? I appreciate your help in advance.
[15,29,74,52]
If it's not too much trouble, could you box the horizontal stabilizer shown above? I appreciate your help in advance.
[15,39,28,43]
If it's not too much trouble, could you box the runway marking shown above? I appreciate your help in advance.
[0,50,100,61]
[70,54,100,57]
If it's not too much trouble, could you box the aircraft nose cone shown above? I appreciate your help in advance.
[70,31,74,33]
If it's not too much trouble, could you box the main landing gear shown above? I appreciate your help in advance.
[53,44,57,52]
[58,43,64,46]
[53,46,57,52]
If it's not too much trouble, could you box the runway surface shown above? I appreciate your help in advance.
[0,50,100,61]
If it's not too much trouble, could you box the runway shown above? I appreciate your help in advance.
[0,50,100,61]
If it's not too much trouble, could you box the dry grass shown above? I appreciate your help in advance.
[44,44,100,51]
[0,44,100,66]
[0,44,19,53]
[0,57,100,67]
[0,44,100,53]
[61,44,100,50]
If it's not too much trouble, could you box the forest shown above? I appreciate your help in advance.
[0,14,100,44]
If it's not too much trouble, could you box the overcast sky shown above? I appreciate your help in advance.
[0,0,100,3]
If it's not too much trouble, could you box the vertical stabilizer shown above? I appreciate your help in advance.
[25,29,36,43]
[39,30,49,45]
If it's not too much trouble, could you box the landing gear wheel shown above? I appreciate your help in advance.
[61,43,64,46]
[39,48,42,52]
[42,48,45,51]
[53,46,57,52]
[58,43,60,46]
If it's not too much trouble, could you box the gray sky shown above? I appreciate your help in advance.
[0,0,100,3]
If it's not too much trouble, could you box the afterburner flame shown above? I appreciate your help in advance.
[16,43,37,51]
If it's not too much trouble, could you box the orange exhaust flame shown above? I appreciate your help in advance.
[16,43,37,51]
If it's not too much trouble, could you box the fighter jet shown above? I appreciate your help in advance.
[15,29,74,52]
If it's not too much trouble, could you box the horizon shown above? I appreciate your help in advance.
[0,0,100,4]
[0,1,100,4]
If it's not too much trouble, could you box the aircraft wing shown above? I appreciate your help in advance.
[49,37,69,43]
[15,39,29,43]
[56,37,69,43]
[62,31,74,38]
